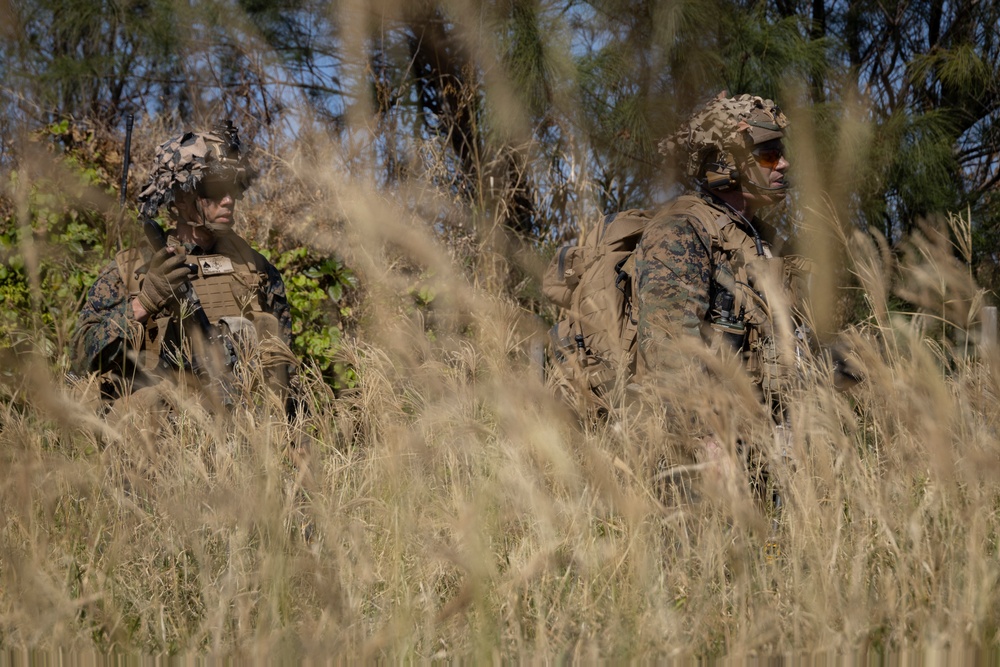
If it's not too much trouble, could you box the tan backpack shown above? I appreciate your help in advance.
[542,196,734,414]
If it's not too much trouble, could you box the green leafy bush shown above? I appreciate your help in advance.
[0,145,109,364]
[259,245,360,389]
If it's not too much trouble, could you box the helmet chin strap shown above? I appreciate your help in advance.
[187,197,231,233]
[194,197,207,227]
[176,196,208,229]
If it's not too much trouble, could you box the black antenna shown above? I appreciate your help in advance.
[120,113,134,206]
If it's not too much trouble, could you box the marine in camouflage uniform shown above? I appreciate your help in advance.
[72,122,296,412]
[627,93,809,511]
[635,94,797,408]
[630,95,827,511]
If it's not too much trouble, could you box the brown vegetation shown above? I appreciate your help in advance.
[2,117,1000,659]
[2,0,1000,659]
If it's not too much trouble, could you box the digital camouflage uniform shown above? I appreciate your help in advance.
[72,239,292,384]
[71,125,296,404]
[635,197,786,364]
[635,95,803,409]
[635,206,716,353]
[628,94,812,516]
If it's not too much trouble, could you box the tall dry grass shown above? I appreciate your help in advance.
[3,110,1000,661]
[2,12,1000,654]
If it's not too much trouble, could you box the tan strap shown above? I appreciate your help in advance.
[114,247,167,368]
[669,194,731,249]
[115,247,146,297]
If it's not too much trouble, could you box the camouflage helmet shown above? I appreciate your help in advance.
[659,92,788,190]
[138,121,256,219]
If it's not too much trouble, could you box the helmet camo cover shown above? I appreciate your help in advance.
[659,93,788,178]
[138,121,256,218]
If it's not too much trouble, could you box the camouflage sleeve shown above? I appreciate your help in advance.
[260,261,293,345]
[635,212,713,375]
[71,261,145,375]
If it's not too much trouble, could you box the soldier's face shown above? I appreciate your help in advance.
[176,179,240,231]
[743,139,789,205]
[198,189,236,229]
[198,178,241,227]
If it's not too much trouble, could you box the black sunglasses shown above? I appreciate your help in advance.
[198,179,245,201]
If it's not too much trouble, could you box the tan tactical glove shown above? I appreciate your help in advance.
[137,246,191,316]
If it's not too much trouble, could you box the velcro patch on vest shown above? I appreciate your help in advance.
[198,255,235,276]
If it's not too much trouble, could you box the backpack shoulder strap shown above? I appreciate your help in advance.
[667,194,731,250]
[581,208,652,250]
